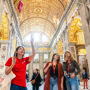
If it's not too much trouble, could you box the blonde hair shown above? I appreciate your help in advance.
[64,51,74,61]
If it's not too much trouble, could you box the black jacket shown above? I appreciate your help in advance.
[31,73,42,86]
[62,60,80,75]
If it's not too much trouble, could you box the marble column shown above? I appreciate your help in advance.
[28,60,33,80]
[63,28,69,52]
[39,53,44,78]
[78,3,90,75]
[7,28,13,58]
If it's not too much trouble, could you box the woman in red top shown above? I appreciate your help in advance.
[5,39,35,90]
[43,53,64,90]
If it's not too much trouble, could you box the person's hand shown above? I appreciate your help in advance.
[61,84,63,90]
[12,56,16,66]
[64,57,67,62]
[40,82,42,85]
[48,63,52,68]
[64,71,68,76]
[70,73,75,78]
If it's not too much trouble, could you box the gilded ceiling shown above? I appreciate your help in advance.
[13,0,68,44]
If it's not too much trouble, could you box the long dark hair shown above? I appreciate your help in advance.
[14,46,25,58]
[52,53,60,63]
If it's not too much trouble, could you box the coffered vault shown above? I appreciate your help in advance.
[13,0,68,45]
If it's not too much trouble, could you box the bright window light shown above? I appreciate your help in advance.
[34,54,39,59]
[23,34,31,43]
[42,34,48,43]
[23,32,49,44]
[33,32,40,42]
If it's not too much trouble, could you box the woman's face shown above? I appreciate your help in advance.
[65,52,71,59]
[54,54,59,61]
[34,69,38,74]
[17,46,25,56]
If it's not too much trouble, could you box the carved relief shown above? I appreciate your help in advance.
[69,18,85,45]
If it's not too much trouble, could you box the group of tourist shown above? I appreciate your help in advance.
[5,38,88,90]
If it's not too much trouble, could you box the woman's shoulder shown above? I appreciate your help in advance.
[5,57,12,66]
[58,62,63,66]
[8,57,12,61]
[72,60,77,63]
[44,61,51,67]
[58,62,62,64]
[62,61,67,64]
[46,61,51,64]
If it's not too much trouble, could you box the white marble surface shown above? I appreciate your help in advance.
[27,82,44,90]
[27,80,90,90]
[79,80,90,90]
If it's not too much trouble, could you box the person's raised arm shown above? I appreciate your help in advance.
[43,62,52,74]
[28,36,35,62]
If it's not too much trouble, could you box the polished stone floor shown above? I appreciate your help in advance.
[27,80,90,90]
[0,79,90,90]
[79,80,90,90]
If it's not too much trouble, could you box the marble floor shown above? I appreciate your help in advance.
[79,80,90,90]
[27,80,90,90]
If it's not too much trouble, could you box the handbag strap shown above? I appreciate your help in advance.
[34,73,38,80]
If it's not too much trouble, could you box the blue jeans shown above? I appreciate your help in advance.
[66,76,79,90]
[50,77,58,90]
[10,83,27,90]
